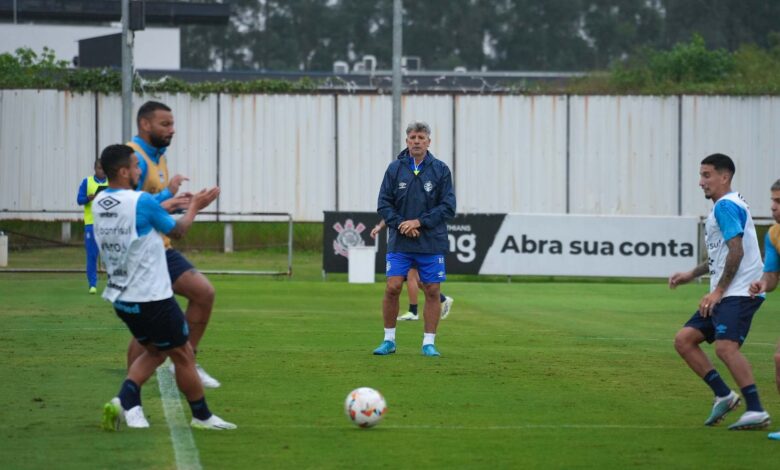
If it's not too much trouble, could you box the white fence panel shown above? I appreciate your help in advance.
[455,95,567,214]
[569,96,679,215]
[219,94,335,221]
[336,95,455,216]
[0,90,95,220]
[681,96,780,218]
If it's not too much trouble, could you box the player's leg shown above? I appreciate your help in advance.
[105,301,167,430]
[398,268,420,321]
[674,319,740,426]
[172,269,215,350]
[166,343,235,430]
[85,225,98,293]
[416,254,445,356]
[770,343,780,439]
[711,298,770,430]
[373,253,410,355]
[167,249,220,388]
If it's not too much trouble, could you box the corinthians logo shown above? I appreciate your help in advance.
[333,218,367,257]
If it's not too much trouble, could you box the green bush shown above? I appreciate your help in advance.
[0,47,318,94]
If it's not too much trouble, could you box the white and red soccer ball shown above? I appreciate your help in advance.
[344,387,387,428]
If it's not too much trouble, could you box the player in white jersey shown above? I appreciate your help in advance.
[669,153,769,430]
[93,144,235,431]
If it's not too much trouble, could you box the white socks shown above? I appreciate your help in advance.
[384,328,396,342]
[385,330,436,345]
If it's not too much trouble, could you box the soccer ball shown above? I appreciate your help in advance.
[344,387,387,428]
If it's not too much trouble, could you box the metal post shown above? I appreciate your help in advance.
[121,0,133,141]
[13,0,17,23]
[223,223,234,253]
[391,0,402,156]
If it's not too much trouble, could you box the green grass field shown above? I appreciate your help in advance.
[2,248,780,469]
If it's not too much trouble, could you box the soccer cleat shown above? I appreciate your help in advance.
[768,430,780,440]
[101,397,122,431]
[704,390,740,426]
[89,286,97,295]
[196,364,221,389]
[372,340,396,355]
[398,311,419,321]
[191,414,237,430]
[440,296,454,319]
[124,405,150,428]
[422,344,441,357]
[728,411,771,430]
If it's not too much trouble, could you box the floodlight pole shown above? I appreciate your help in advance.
[121,0,133,141]
[391,0,402,157]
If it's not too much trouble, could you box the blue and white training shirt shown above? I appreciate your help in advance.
[704,192,763,297]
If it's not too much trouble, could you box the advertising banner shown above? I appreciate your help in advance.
[480,214,699,277]
[323,212,699,278]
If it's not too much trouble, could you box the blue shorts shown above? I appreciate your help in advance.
[113,297,189,351]
[386,252,446,283]
[684,296,764,345]
[166,249,195,284]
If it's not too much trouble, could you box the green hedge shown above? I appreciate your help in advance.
[0,47,318,94]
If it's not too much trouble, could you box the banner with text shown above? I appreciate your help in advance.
[480,214,699,277]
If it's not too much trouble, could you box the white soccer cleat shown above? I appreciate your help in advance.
[398,311,419,321]
[728,410,771,430]
[191,414,237,430]
[124,405,150,428]
[196,364,221,389]
[440,296,454,319]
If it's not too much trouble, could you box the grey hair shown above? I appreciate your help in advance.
[405,121,431,136]
[772,179,780,192]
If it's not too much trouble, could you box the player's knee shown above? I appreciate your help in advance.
[714,342,739,361]
[167,344,195,365]
[673,330,695,354]
[385,281,403,297]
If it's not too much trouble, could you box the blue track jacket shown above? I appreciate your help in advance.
[377,149,456,254]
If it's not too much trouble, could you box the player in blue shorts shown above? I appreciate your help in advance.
[373,121,456,357]
[669,154,769,430]
[748,179,780,439]
[93,144,235,431]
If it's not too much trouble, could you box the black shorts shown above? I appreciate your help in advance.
[113,297,189,351]
[684,296,764,345]
[166,248,195,284]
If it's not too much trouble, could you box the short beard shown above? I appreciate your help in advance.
[149,134,171,148]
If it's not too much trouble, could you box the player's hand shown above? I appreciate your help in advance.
[189,187,220,212]
[398,219,421,236]
[406,228,420,238]
[749,280,767,298]
[370,225,381,239]
[698,291,723,318]
[668,271,694,289]
[168,174,189,195]
[161,192,192,213]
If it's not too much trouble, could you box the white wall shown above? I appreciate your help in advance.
[2,92,780,222]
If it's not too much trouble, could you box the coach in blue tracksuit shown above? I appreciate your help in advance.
[76,160,108,294]
[373,121,456,357]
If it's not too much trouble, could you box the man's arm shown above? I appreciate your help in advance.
[166,188,220,239]
[76,178,89,206]
[377,166,403,229]
[669,261,708,288]
[715,236,743,294]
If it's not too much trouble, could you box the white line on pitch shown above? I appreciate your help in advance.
[240,423,702,431]
[157,362,202,470]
